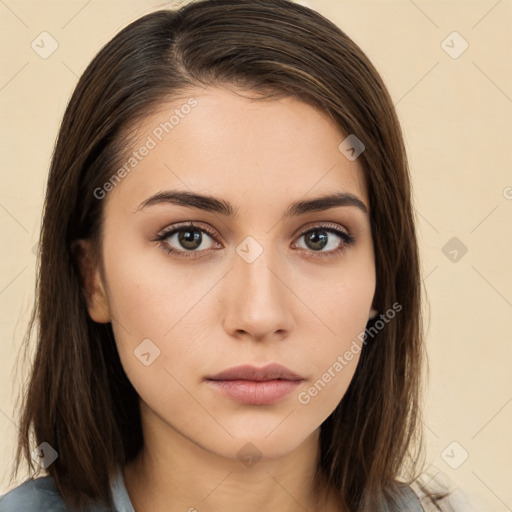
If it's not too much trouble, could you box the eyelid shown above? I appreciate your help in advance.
[155,221,218,242]
[295,220,351,238]
[153,220,355,258]
[155,220,352,242]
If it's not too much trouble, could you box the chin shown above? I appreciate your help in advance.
[210,427,315,463]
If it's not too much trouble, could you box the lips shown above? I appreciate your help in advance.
[207,363,304,382]
[206,364,304,405]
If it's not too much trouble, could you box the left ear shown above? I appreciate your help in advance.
[368,306,378,320]
[71,239,111,323]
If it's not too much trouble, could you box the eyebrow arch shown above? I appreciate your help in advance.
[136,190,368,219]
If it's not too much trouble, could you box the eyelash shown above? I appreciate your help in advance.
[152,221,355,260]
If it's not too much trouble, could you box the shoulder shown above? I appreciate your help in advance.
[409,467,482,512]
[0,475,68,511]
[395,482,426,511]
[0,475,110,512]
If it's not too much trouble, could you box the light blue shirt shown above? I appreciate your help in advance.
[0,465,425,511]
[0,465,134,512]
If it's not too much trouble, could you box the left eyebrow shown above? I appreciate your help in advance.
[135,189,368,219]
[283,192,368,218]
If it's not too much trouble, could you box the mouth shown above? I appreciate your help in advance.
[206,363,305,405]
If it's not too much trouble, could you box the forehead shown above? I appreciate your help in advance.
[105,85,369,215]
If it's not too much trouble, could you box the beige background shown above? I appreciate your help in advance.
[1,0,511,510]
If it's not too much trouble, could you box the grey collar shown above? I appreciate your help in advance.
[110,465,136,512]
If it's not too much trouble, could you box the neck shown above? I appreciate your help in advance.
[123,403,338,512]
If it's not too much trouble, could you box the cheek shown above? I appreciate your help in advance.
[100,227,222,339]
[99,233,228,401]
[293,290,370,414]
[325,278,375,338]
[305,252,376,343]
[296,263,375,403]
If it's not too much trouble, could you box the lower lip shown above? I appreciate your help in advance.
[207,379,303,405]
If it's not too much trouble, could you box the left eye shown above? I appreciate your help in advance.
[294,226,355,256]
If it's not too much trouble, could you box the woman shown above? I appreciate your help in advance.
[0,0,458,510]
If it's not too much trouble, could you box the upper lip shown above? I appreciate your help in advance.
[207,363,304,382]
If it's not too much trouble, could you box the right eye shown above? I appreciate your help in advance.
[153,222,221,259]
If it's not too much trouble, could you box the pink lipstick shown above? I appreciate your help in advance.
[206,363,304,405]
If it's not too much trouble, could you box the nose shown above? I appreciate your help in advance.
[221,242,294,342]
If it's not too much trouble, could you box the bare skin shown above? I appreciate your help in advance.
[77,85,377,512]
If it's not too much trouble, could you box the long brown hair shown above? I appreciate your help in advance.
[12,0,445,510]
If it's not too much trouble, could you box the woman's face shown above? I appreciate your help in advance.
[86,85,376,461]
